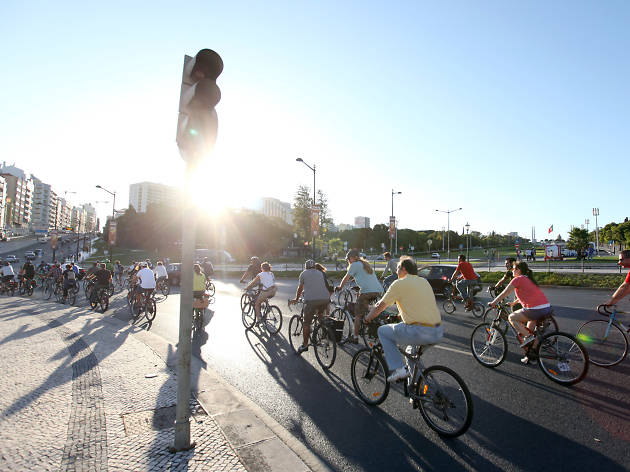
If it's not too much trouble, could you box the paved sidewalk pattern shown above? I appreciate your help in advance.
[0,299,246,471]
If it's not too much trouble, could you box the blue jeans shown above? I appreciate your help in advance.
[383,274,398,291]
[378,322,444,371]
[456,279,475,300]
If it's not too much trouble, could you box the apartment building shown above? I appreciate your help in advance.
[31,175,59,231]
[255,197,293,225]
[129,181,180,213]
[0,163,34,229]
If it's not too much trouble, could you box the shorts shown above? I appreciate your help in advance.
[257,286,277,303]
[304,299,329,325]
[520,306,553,320]
[356,292,380,318]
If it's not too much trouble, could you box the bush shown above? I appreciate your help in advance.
[479,272,623,289]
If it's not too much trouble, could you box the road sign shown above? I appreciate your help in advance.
[389,216,396,238]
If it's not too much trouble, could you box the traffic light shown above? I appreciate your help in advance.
[177,49,223,162]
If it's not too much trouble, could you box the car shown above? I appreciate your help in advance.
[418,264,482,297]
[24,251,36,260]
[167,263,182,285]
[431,253,441,259]
[34,248,43,257]
[5,255,19,263]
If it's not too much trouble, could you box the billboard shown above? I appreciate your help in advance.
[311,206,320,236]
[108,221,117,245]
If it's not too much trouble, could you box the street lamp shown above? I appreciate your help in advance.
[465,222,470,259]
[592,208,600,257]
[96,185,117,260]
[435,208,462,260]
[390,190,402,253]
[296,157,316,259]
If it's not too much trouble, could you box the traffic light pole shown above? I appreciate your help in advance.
[174,164,196,451]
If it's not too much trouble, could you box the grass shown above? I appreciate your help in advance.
[479,271,623,289]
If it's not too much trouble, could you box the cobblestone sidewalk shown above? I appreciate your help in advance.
[0,298,246,471]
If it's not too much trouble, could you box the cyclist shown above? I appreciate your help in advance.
[154,261,168,287]
[86,262,99,278]
[335,249,383,344]
[290,259,331,355]
[37,260,49,275]
[365,256,443,382]
[494,257,516,292]
[193,264,206,300]
[201,257,214,282]
[114,260,125,285]
[488,261,551,364]
[381,252,398,291]
[91,263,112,307]
[244,261,277,325]
[20,260,36,290]
[135,261,156,303]
[240,256,261,283]
[603,249,630,306]
[1,261,15,285]
[61,263,77,303]
[70,262,80,278]
[449,254,477,311]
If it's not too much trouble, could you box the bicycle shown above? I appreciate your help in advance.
[205,277,215,297]
[193,292,211,332]
[576,305,629,367]
[442,282,484,318]
[335,280,359,306]
[18,277,35,297]
[89,285,110,313]
[130,289,157,323]
[287,300,337,370]
[157,277,170,297]
[482,299,558,336]
[330,298,383,348]
[351,317,473,437]
[0,278,17,296]
[241,288,282,335]
[470,303,588,385]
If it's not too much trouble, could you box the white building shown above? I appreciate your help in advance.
[82,203,97,232]
[31,176,59,231]
[57,198,72,230]
[129,181,180,213]
[0,163,34,230]
[337,223,354,232]
[255,197,293,225]
[354,216,370,229]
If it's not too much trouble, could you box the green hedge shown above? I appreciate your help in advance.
[479,272,623,289]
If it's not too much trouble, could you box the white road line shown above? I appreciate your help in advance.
[433,344,472,356]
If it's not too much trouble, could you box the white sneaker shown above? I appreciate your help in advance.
[387,366,410,382]
[405,345,419,356]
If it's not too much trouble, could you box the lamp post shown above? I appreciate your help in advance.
[390,189,402,254]
[592,208,599,257]
[296,157,316,259]
[465,222,470,259]
[435,208,462,260]
[96,185,116,260]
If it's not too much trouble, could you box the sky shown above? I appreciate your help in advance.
[1,1,628,240]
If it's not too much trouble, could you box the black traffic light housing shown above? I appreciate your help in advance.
[177,49,223,162]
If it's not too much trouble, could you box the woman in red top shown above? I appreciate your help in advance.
[489,261,551,356]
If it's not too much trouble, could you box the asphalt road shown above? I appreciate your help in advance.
[86,277,629,472]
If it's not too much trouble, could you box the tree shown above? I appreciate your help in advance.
[317,189,332,231]
[555,234,563,242]
[292,185,312,242]
[567,227,589,256]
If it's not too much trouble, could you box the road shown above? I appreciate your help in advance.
[91,278,630,471]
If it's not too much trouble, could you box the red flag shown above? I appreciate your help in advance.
[548,224,553,234]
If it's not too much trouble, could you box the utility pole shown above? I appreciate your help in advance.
[435,208,462,260]
[296,157,316,259]
[593,208,600,257]
[390,189,401,253]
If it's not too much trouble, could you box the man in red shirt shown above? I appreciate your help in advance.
[450,254,477,310]
[604,249,630,306]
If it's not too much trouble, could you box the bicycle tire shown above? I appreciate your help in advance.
[69,290,77,306]
[331,307,353,344]
[350,347,389,405]
[482,308,509,336]
[471,302,485,318]
[264,305,283,335]
[442,300,456,314]
[193,308,203,331]
[56,287,64,303]
[442,284,453,299]
[242,303,256,329]
[313,324,337,370]
[27,284,34,296]
[288,315,303,353]
[536,331,589,385]
[45,284,54,300]
[144,298,157,322]
[470,323,507,367]
[576,319,628,367]
[100,294,110,313]
[240,293,250,312]
[416,365,473,438]
[160,281,170,297]
[89,292,98,310]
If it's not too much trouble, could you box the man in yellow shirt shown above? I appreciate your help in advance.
[365,256,443,382]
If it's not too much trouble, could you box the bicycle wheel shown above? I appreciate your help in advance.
[89,291,98,310]
[576,320,628,367]
[27,284,34,296]
[160,281,170,297]
[483,309,509,336]
[361,322,379,349]
[471,302,485,318]
[56,287,65,303]
[416,366,473,438]
[100,294,110,313]
[107,283,115,297]
[331,307,353,343]
[350,347,389,405]
[144,298,157,322]
[240,293,250,312]
[536,332,589,385]
[470,323,507,367]
[69,289,77,306]
[193,308,203,331]
[442,300,456,315]
[288,315,303,353]
[242,302,256,329]
[264,305,283,335]
[45,283,54,300]
[313,324,337,369]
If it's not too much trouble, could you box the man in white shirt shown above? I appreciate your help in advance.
[2,262,15,283]
[153,261,168,284]
[136,262,156,296]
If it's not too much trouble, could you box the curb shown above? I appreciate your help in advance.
[127,322,331,472]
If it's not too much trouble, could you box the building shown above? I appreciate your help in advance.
[255,197,293,225]
[57,198,72,230]
[337,223,354,232]
[354,216,370,229]
[82,203,97,232]
[30,176,59,232]
[507,232,519,238]
[129,182,180,213]
[71,206,87,233]
[0,176,6,230]
[0,163,34,230]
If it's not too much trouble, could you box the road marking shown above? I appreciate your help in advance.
[433,344,472,356]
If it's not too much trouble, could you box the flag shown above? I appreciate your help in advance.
[548,224,553,234]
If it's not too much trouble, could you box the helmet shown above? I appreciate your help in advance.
[139,262,147,268]
[304,259,316,269]
[251,256,260,262]
[345,249,360,260]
